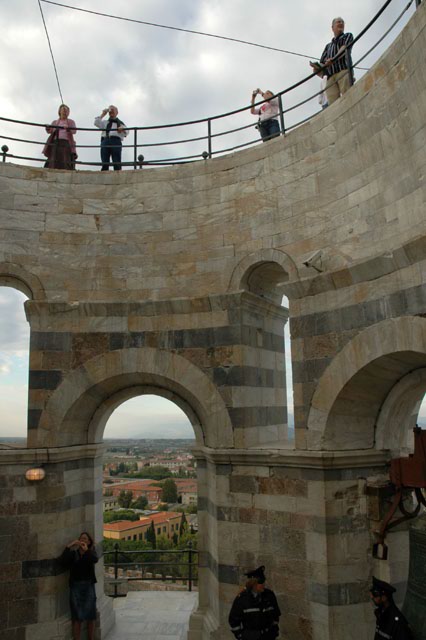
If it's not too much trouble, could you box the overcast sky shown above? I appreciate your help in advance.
[0,0,424,439]
[0,0,417,166]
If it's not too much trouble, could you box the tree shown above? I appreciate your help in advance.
[146,520,156,549]
[103,509,139,523]
[179,511,188,536]
[131,495,148,510]
[161,478,178,503]
[118,490,133,509]
[123,466,172,480]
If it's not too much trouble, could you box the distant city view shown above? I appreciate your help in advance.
[102,437,199,593]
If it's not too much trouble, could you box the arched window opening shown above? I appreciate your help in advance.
[243,261,289,304]
[282,295,294,442]
[101,394,198,628]
[417,393,426,429]
[236,256,294,448]
[0,287,29,447]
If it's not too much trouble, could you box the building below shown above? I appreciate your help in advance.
[104,511,183,541]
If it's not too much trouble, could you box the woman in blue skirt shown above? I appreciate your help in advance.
[60,532,98,640]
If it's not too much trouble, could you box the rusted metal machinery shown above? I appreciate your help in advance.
[373,426,426,560]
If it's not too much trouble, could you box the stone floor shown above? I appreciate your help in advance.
[104,591,198,640]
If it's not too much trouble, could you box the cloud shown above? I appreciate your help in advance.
[104,395,194,439]
[0,289,30,357]
[0,0,421,438]
[0,0,415,164]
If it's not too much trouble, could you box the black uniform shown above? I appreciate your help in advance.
[374,603,412,640]
[229,587,281,640]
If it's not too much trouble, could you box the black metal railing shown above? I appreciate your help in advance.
[0,0,419,169]
[104,541,197,598]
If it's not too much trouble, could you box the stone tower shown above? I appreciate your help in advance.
[1,4,426,639]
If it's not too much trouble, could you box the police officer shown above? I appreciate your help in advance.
[229,566,281,640]
[370,576,412,640]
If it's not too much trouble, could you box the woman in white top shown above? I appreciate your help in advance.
[250,89,281,142]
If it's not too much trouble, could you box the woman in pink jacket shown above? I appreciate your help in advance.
[43,104,77,169]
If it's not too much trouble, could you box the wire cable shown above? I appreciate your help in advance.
[37,0,64,103]
[40,0,369,68]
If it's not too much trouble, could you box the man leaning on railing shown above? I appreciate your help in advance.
[310,17,354,106]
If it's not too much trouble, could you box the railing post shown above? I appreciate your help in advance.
[188,541,193,592]
[345,48,355,86]
[1,145,9,162]
[133,129,138,170]
[114,543,119,598]
[207,119,212,158]
[277,95,285,136]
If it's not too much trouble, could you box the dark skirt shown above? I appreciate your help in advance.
[44,138,74,170]
[70,581,97,621]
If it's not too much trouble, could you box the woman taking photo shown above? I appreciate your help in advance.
[60,532,98,640]
[250,89,281,142]
[43,104,77,169]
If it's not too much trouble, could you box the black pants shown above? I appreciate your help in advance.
[257,119,280,142]
[100,135,122,171]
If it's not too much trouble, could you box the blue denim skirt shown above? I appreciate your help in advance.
[70,581,97,621]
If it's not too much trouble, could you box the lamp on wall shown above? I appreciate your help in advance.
[302,250,323,273]
[25,467,46,482]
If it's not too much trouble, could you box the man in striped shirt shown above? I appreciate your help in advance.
[310,17,354,106]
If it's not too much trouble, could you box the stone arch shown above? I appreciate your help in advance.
[375,368,426,454]
[307,317,426,450]
[228,249,299,303]
[36,347,234,448]
[88,384,203,444]
[0,261,46,300]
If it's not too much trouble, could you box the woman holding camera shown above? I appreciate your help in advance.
[250,89,281,142]
[60,532,98,640]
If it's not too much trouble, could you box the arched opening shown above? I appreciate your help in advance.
[0,286,30,446]
[310,338,426,603]
[101,394,198,638]
[322,350,426,451]
[36,347,231,639]
[242,261,289,304]
[418,393,426,428]
[229,250,296,448]
[282,294,294,441]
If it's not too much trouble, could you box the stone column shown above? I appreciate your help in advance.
[0,444,114,640]
[190,447,388,640]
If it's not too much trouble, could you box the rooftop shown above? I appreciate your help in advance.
[104,511,182,532]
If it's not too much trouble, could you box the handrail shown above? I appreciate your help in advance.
[0,0,417,168]
[104,542,198,597]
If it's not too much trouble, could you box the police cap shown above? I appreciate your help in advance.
[244,566,266,584]
[370,576,396,597]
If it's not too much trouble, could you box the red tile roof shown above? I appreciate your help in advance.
[104,511,181,532]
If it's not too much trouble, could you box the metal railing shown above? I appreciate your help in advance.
[104,541,197,598]
[0,0,419,169]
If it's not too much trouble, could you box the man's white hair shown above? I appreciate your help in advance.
[332,16,345,26]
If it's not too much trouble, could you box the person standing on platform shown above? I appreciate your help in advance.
[43,104,77,169]
[94,105,128,170]
[370,576,412,640]
[229,565,281,640]
[60,532,98,640]
[310,17,354,106]
[250,89,281,142]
